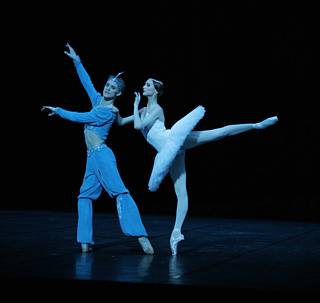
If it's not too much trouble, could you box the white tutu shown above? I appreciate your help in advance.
[148,105,206,191]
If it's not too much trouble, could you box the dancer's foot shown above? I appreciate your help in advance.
[254,116,278,129]
[170,229,184,256]
[138,237,154,255]
[81,243,93,253]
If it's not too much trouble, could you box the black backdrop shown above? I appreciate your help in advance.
[5,1,319,221]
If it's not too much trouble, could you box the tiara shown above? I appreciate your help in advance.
[113,71,124,81]
[150,78,163,85]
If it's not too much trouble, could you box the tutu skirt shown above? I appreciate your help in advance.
[148,105,205,191]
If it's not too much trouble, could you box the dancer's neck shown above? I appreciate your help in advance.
[147,95,158,107]
[102,97,115,106]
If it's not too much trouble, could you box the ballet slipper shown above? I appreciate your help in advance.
[138,237,154,255]
[170,230,185,256]
[254,116,278,129]
[81,243,93,253]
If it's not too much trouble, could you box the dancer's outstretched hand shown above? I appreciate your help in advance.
[134,92,141,107]
[41,106,57,116]
[64,43,79,61]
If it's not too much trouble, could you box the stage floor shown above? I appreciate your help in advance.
[0,210,319,298]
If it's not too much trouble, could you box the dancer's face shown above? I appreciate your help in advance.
[143,79,157,97]
[103,79,121,100]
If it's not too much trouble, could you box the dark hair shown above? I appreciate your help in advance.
[151,79,164,97]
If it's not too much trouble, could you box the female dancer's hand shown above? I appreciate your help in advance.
[41,106,57,116]
[134,92,141,107]
[64,43,79,61]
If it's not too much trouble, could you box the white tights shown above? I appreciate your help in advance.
[168,116,278,255]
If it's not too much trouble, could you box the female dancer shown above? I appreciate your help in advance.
[129,78,278,255]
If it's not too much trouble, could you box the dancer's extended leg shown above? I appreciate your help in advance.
[184,116,278,149]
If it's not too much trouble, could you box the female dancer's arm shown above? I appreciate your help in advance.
[115,106,145,126]
[117,114,134,126]
[133,92,162,129]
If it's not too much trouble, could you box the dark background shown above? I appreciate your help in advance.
[5,1,319,221]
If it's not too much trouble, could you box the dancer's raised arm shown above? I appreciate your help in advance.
[133,92,162,130]
[64,43,101,106]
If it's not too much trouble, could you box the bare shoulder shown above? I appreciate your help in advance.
[155,104,164,119]
[158,104,164,114]
[151,104,164,115]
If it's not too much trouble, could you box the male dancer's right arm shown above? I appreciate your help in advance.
[41,105,113,126]
[64,43,100,106]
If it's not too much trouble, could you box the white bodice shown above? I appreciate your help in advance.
[145,120,169,152]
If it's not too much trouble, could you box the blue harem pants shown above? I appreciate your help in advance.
[77,144,148,244]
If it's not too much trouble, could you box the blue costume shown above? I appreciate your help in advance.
[55,58,148,244]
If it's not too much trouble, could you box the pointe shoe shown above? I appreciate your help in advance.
[138,237,154,255]
[170,231,184,256]
[81,243,93,253]
[254,116,278,129]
